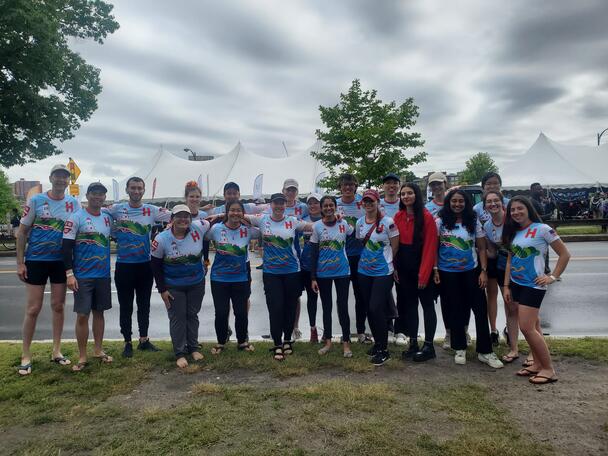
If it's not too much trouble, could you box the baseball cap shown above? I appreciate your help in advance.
[362,189,380,202]
[223,182,240,192]
[270,193,287,202]
[306,192,322,203]
[171,204,191,215]
[50,164,70,176]
[87,182,107,193]
[282,178,299,190]
[428,172,447,184]
[382,173,400,182]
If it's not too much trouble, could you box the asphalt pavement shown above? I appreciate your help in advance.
[0,242,606,342]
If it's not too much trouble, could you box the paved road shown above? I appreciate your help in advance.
[0,242,606,341]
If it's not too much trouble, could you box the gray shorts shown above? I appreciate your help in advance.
[73,277,112,315]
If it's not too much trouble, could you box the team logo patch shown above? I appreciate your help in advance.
[151,239,158,251]
[63,220,73,234]
[22,206,30,218]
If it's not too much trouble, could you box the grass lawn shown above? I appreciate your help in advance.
[556,225,603,235]
[1,338,607,455]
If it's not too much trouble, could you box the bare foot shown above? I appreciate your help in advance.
[176,357,188,368]
[343,341,353,358]
[191,351,204,361]
[318,341,332,355]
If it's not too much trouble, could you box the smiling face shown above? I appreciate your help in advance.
[362,197,378,215]
[126,180,145,204]
[271,199,286,218]
[307,198,321,216]
[483,176,502,193]
[400,186,416,208]
[383,179,400,199]
[449,193,466,214]
[510,201,530,226]
[86,190,106,210]
[223,187,240,204]
[186,189,202,212]
[321,198,336,218]
[340,180,357,199]
[227,204,244,225]
[484,193,503,215]
[282,186,298,203]
[49,171,70,193]
[429,180,446,197]
[172,212,192,231]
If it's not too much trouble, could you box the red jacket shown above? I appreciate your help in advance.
[393,208,438,285]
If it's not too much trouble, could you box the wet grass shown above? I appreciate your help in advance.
[556,225,603,235]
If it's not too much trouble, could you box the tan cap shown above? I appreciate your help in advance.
[50,164,70,175]
[428,172,447,184]
[283,178,299,190]
[171,204,191,215]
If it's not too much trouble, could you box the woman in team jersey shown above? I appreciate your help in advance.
[310,195,354,357]
[502,196,570,384]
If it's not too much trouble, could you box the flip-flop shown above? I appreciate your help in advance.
[17,363,32,376]
[51,356,71,366]
[516,367,539,377]
[210,345,224,355]
[94,353,113,364]
[502,354,519,364]
[529,375,558,385]
[72,361,88,372]
[237,343,255,352]
[522,358,534,367]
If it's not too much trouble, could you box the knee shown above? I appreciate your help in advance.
[76,314,89,324]
[25,302,43,319]
[50,299,65,313]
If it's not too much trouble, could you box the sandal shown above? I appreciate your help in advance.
[502,354,519,364]
[282,341,294,355]
[238,343,255,352]
[343,349,353,358]
[51,356,71,366]
[358,334,374,344]
[17,363,32,376]
[529,374,558,385]
[318,345,331,355]
[71,361,88,372]
[94,353,113,364]
[522,357,534,368]
[210,345,224,355]
[270,346,285,361]
[516,367,539,377]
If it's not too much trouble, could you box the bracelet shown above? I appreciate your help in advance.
[66,272,74,278]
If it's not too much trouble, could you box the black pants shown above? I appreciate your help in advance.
[262,272,301,347]
[300,270,318,327]
[115,262,153,342]
[211,280,250,344]
[359,273,394,351]
[348,255,367,334]
[439,269,492,353]
[317,276,351,342]
[203,240,210,262]
[166,281,205,357]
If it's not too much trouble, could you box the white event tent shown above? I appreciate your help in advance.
[119,141,329,200]
[501,133,608,190]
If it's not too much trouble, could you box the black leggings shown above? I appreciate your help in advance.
[115,262,153,342]
[317,276,351,342]
[358,273,394,351]
[300,270,318,327]
[262,272,301,347]
[210,280,250,344]
[439,269,492,353]
[203,240,210,262]
[348,255,367,334]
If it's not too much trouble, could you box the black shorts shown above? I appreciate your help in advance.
[25,261,66,285]
[73,278,112,315]
[486,258,506,287]
[510,282,546,309]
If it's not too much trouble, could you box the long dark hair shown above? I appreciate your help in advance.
[398,183,424,247]
[438,189,477,234]
[501,196,542,247]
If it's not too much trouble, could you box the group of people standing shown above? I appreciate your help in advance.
[15,165,570,385]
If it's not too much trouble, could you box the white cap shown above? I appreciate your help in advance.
[428,172,447,184]
[50,164,70,175]
[306,192,323,203]
[171,204,191,215]
[283,178,299,190]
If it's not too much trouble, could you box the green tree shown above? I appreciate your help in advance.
[0,169,19,222]
[459,152,498,185]
[313,79,426,190]
[0,0,119,167]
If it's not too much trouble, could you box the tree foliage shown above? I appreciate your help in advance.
[0,169,19,221]
[0,0,119,167]
[313,79,426,190]
[458,152,499,185]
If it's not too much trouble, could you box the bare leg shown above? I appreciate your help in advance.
[486,279,498,332]
[504,294,519,355]
[21,284,45,364]
[92,310,105,356]
[75,313,90,363]
[49,282,67,358]
[518,305,554,377]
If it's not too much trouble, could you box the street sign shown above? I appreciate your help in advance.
[69,184,80,196]
[67,158,81,183]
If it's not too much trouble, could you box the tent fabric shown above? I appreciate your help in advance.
[119,141,329,200]
[501,133,608,190]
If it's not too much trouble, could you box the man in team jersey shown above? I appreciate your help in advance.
[16,164,80,375]
[105,177,171,357]
[380,173,400,218]
[425,172,448,216]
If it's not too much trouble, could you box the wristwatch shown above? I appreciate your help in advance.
[481,267,487,272]
[549,274,561,282]
[66,271,74,278]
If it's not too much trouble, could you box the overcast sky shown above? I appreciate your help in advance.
[7,0,608,187]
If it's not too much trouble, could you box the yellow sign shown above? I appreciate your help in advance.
[69,184,80,196]
[67,158,81,183]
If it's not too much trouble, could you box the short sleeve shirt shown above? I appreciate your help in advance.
[337,194,364,256]
[299,214,322,271]
[356,216,399,276]
[250,215,307,274]
[63,209,112,279]
[425,200,444,217]
[151,221,209,287]
[474,197,510,224]
[510,223,560,290]
[436,218,484,272]
[210,203,261,216]
[310,219,353,278]
[380,198,400,218]
[105,203,171,263]
[207,222,253,282]
[482,219,508,270]
[21,192,80,261]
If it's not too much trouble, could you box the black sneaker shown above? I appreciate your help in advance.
[413,343,436,362]
[367,345,379,357]
[490,330,499,347]
[401,343,419,360]
[371,350,390,366]
[137,339,160,352]
[122,342,133,358]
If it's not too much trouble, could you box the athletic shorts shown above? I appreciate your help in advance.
[510,282,546,309]
[486,258,506,287]
[73,278,112,315]
[25,261,66,285]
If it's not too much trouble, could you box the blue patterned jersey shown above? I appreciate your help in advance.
[380,198,400,218]
[337,194,364,257]
[309,219,353,278]
[207,222,256,282]
[299,214,322,271]
[425,199,444,217]
[21,192,80,261]
[251,215,307,274]
[510,223,559,290]
[436,218,484,272]
[356,216,399,276]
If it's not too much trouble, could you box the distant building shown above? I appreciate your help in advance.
[13,179,41,199]
[187,154,214,162]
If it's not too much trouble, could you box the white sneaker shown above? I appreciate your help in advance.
[478,352,504,369]
[454,350,466,365]
[395,333,408,346]
[442,332,451,350]
[388,331,396,344]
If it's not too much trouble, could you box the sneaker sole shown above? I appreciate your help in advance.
[372,358,390,366]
